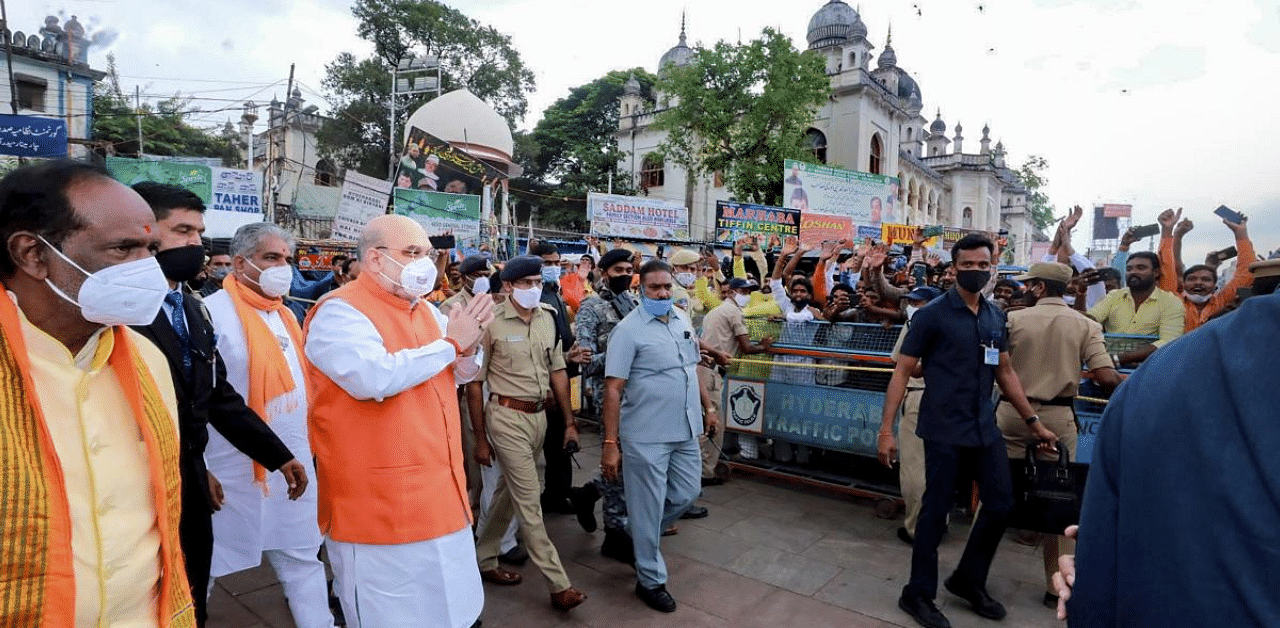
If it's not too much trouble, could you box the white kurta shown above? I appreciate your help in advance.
[304,295,484,628]
[204,290,322,577]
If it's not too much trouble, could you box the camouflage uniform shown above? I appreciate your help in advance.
[574,286,637,531]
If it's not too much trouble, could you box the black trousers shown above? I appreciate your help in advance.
[541,399,572,504]
[180,481,214,627]
[907,437,1014,599]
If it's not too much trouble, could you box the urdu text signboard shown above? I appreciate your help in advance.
[0,114,67,157]
[783,159,899,246]
[587,192,689,240]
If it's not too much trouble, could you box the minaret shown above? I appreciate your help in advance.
[926,110,950,156]
[980,124,992,155]
[872,25,899,95]
[952,121,964,154]
[619,72,644,129]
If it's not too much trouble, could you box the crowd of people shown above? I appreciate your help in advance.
[1,159,1276,628]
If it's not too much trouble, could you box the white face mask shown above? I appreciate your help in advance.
[380,253,438,297]
[512,285,542,309]
[1183,291,1211,305]
[471,276,490,296]
[40,236,168,327]
[675,272,697,288]
[905,304,920,320]
[732,293,751,308]
[246,260,293,298]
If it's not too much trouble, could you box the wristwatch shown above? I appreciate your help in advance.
[1023,414,1041,425]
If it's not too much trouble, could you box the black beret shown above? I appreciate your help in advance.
[599,248,632,271]
[459,255,490,276]
[500,255,543,281]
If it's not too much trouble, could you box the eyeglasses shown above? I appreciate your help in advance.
[376,246,435,261]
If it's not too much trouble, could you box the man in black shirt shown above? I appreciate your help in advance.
[878,234,1058,628]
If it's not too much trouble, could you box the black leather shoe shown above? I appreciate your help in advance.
[497,543,529,566]
[701,477,725,487]
[944,575,1007,620]
[897,527,914,546]
[679,505,709,520]
[635,583,677,613]
[601,528,635,565]
[541,496,575,515]
[898,587,951,628]
[569,485,600,532]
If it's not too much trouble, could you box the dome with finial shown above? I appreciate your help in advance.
[877,26,897,68]
[982,123,990,138]
[807,0,860,50]
[623,73,641,95]
[659,14,694,70]
[930,110,946,134]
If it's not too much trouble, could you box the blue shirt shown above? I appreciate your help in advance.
[899,288,1007,446]
[604,304,702,444]
[1068,292,1280,627]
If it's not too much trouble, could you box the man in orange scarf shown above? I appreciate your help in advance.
[305,215,494,628]
[203,223,333,628]
[0,160,195,627]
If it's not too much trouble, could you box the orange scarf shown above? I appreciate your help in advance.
[222,274,308,493]
[0,284,194,627]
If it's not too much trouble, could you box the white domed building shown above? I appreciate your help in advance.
[615,1,1034,265]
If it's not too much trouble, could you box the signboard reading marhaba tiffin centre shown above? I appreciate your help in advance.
[715,201,800,246]
[588,193,689,241]
[783,158,899,247]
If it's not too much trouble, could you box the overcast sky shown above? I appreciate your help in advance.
[14,0,1280,262]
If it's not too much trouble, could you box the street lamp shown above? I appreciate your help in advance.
[389,54,442,179]
[240,100,259,170]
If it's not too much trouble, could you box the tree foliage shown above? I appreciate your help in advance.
[653,28,830,206]
[1015,154,1054,231]
[318,0,536,177]
[512,68,658,230]
[91,54,239,164]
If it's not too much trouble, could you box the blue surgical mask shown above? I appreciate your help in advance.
[541,266,561,283]
[642,295,673,317]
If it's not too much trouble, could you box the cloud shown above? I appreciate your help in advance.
[1102,44,1207,91]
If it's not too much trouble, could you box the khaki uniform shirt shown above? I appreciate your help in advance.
[478,301,565,401]
[1008,297,1113,400]
[672,283,707,331]
[891,321,925,390]
[700,299,748,359]
[438,287,475,318]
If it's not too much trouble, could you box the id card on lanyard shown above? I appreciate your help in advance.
[982,328,1000,366]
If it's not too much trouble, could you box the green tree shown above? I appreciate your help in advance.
[654,28,830,207]
[513,68,658,230]
[1016,154,1055,231]
[318,0,537,177]
[91,55,239,164]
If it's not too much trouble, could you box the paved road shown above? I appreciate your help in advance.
[209,433,1063,628]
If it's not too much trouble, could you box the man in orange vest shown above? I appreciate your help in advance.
[304,215,495,628]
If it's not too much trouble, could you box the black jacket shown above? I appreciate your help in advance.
[132,287,294,511]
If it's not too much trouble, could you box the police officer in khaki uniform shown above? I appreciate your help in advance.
[442,255,493,512]
[467,256,586,612]
[999,262,1122,608]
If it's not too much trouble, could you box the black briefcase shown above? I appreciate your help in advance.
[1006,443,1088,535]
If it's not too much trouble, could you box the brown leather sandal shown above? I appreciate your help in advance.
[479,568,522,586]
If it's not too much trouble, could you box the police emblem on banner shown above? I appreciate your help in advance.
[724,379,765,434]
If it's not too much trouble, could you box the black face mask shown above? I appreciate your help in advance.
[607,274,632,295]
[955,269,991,294]
[156,244,206,282]
[792,298,811,310]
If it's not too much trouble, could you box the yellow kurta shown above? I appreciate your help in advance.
[19,310,179,628]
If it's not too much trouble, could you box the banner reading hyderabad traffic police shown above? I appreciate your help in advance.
[715,200,799,245]
[588,192,689,240]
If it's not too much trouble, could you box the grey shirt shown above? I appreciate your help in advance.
[604,304,702,444]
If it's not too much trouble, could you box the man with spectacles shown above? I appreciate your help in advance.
[304,215,494,628]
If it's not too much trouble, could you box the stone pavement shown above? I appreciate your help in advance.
[208,432,1064,628]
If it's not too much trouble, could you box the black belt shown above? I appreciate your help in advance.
[1001,395,1074,407]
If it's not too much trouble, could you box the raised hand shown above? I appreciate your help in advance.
[1157,207,1182,233]
[780,235,800,257]
[446,292,495,352]
[1063,205,1084,230]
[1174,218,1194,239]
[819,239,838,261]
[1223,212,1249,238]
[1119,226,1139,249]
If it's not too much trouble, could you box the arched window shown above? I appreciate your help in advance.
[963,206,973,228]
[641,153,665,189]
[314,159,336,187]
[805,128,828,164]
[869,133,883,175]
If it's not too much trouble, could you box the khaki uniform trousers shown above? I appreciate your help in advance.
[997,400,1078,592]
[475,403,572,593]
[898,389,926,536]
[457,388,481,514]
[697,366,724,478]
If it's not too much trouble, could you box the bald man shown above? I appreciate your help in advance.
[304,216,495,628]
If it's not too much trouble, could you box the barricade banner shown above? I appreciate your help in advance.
[587,192,689,240]
[332,171,393,242]
[715,200,799,245]
[724,379,766,434]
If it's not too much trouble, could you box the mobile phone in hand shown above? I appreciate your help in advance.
[1129,223,1160,240]
[922,225,944,238]
[1214,205,1244,224]
[428,234,456,250]
[1217,246,1238,261]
